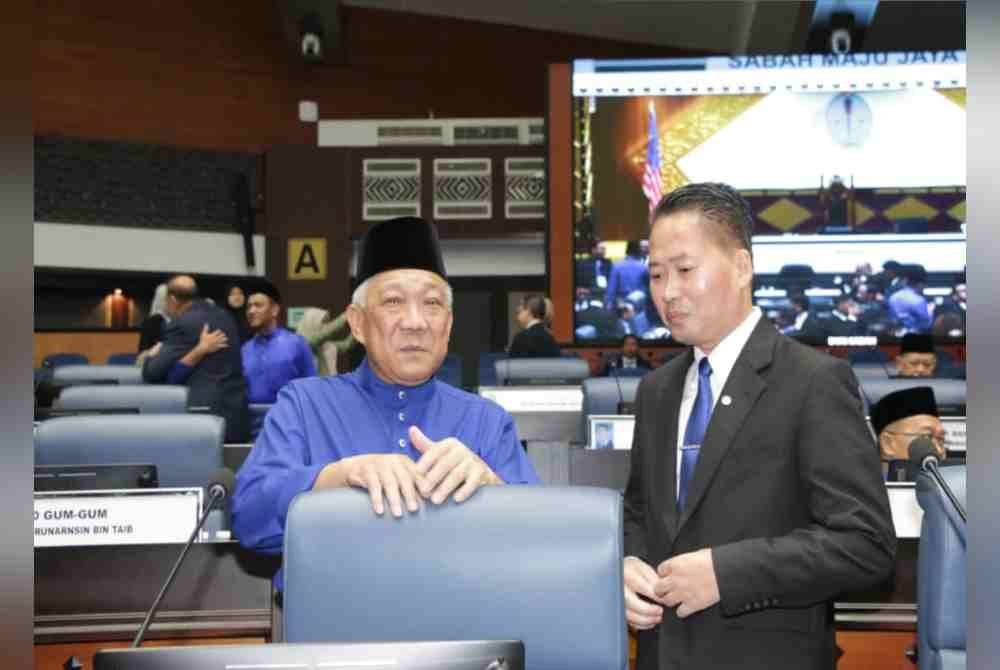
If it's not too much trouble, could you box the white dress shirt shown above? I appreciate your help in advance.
[675,307,763,495]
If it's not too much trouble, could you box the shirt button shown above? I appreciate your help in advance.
[398,438,406,449]
[398,412,405,422]
[398,391,406,400]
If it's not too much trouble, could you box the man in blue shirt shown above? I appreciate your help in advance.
[241,280,317,404]
[232,217,540,576]
[605,240,649,311]
[888,264,932,334]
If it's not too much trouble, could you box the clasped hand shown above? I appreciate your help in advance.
[345,426,499,517]
[623,549,720,630]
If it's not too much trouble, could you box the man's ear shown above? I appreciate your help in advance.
[345,304,366,347]
[734,248,754,288]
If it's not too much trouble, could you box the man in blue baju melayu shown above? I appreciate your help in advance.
[232,216,540,572]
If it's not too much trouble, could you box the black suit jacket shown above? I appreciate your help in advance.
[575,257,612,290]
[603,354,652,376]
[624,319,895,670]
[508,323,562,358]
[142,300,250,442]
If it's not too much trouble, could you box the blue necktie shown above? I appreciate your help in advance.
[678,357,713,513]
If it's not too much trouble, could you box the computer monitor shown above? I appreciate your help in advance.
[94,640,524,670]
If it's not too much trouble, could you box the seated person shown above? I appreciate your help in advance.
[827,294,862,337]
[509,294,561,358]
[242,280,317,403]
[894,333,937,378]
[869,386,947,482]
[232,217,541,587]
[603,334,652,376]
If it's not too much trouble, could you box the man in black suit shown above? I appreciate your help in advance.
[623,183,895,669]
[603,334,652,376]
[142,275,250,442]
[509,294,561,358]
[574,240,612,297]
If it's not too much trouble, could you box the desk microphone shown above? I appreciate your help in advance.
[131,467,236,647]
[907,436,966,524]
[610,359,627,415]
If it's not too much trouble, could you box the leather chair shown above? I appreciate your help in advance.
[494,357,590,386]
[580,377,641,443]
[248,403,273,440]
[106,352,138,365]
[282,486,627,670]
[42,353,89,368]
[52,364,144,386]
[54,384,188,414]
[34,414,225,488]
[915,465,967,670]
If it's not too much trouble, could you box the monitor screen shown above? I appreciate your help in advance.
[570,51,967,346]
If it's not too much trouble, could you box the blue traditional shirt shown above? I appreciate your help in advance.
[241,327,317,404]
[232,357,541,578]
[605,256,649,309]
[888,287,932,334]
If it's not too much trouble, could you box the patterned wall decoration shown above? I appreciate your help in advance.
[35,136,258,232]
[742,187,965,236]
[433,158,492,219]
[504,157,546,219]
[363,158,421,221]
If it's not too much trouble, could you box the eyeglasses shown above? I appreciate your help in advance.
[883,429,944,444]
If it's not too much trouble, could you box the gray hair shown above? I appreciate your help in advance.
[149,283,169,318]
[352,277,453,309]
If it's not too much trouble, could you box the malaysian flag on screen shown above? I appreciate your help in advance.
[641,101,662,216]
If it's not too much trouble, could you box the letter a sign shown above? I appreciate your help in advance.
[288,238,327,280]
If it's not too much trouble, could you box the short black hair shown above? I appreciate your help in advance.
[522,294,547,320]
[625,240,641,257]
[651,182,753,260]
[789,294,809,311]
[622,334,640,346]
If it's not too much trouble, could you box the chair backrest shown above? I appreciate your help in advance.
[859,377,966,414]
[52,364,144,386]
[42,353,89,368]
[248,403,273,440]
[494,357,590,386]
[106,352,138,365]
[54,384,188,414]
[581,377,642,442]
[915,466,967,669]
[435,353,463,388]
[477,352,507,387]
[283,486,627,670]
[34,414,224,488]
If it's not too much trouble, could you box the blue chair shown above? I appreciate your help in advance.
[915,465,966,670]
[42,353,89,368]
[106,352,138,365]
[52,364,143,386]
[54,384,188,414]
[34,414,225,488]
[435,353,463,388]
[581,377,642,444]
[477,352,507,387]
[248,403,273,440]
[494,357,590,386]
[283,486,627,670]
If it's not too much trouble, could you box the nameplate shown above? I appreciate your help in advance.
[34,488,202,548]
[588,415,635,450]
[479,387,583,413]
[886,484,922,539]
[942,417,966,453]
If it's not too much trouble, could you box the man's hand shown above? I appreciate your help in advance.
[411,426,502,505]
[654,548,720,619]
[624,556,663,631]
[339,453,426,518]
[195,324,228,355]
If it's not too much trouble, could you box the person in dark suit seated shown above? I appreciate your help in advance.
[870,386,947,481]
[826,293,862,337]
[509,294,561,358]
[141,275,250,442]
[894,333,938,378]
[782,293,825,339]
[623,182,894,670]
[604,334,652,376]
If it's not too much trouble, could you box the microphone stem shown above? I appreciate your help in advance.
[925,460,967,523]
[131,490,224,648]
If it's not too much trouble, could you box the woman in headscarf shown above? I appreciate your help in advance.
[294,307,355,375]
[223,282,252,344]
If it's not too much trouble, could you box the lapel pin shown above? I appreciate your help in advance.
[721,395,733,406]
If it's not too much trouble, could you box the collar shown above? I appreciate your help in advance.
[525,319,542,329]
[356,356,437,405]
[254,325,282,342]
[694,307,762,385]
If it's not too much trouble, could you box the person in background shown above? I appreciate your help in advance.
[889,264,932,334]
[575,239,612,299]
[224,282,252,344]
[605,240,649,311]
[783,293,824,339]
[893,333,938,378]
[826,293,862,337]
[509,294,562,358]
[295,307,355,376]
[232,217,540,589]
[604,334,652,376]
[142,275,249,442]
[136,283,169,365]
[869,386,947,481]
[543,297,555,332]
[242,280,317,404]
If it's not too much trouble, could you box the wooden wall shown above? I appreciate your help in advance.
[35,1,697,152]
[34,331,140,368]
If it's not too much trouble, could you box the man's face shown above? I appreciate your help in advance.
[836,299,852,316]
[516,302,532,328]
[594,242,606,259]
[956,284,967,302]
[228,286,245,310]
[347,269,452,386]
[896,352,937,377]
[596,425,611,446]
[879,413,946,461]
[246,294,279,332]
[648,210,752,352]
[622,337,639,357]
